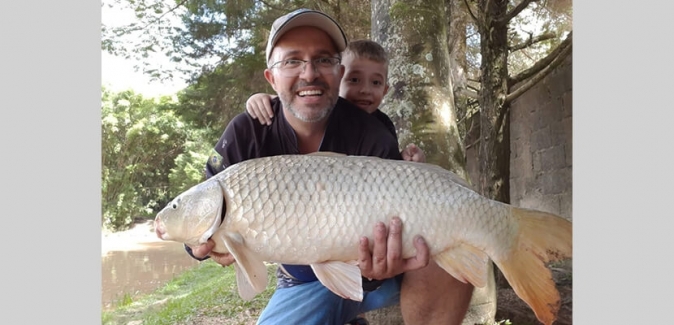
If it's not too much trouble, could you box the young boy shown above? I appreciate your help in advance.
[246,39,426,163]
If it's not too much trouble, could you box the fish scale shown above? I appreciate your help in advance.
[155,152,572,325]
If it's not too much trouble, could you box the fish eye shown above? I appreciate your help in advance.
[171,197,181,209]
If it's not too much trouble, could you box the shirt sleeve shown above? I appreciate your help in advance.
[204,113,258,178]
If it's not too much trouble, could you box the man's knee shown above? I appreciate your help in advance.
[403,261,473,292]
[400,260,474,314]
[399,262,474,325]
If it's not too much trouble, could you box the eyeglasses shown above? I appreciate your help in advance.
[269,57,341,77]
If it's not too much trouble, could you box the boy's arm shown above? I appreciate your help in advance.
[246,93,277,126]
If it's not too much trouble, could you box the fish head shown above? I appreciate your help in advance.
[154,179,224,248]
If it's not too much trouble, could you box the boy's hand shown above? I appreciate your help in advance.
[401,143,426,163]
[246,93,276,125]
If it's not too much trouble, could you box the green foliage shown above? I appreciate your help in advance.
[174,50,272,137]
[101,87,212,231]
[167,135,211,195]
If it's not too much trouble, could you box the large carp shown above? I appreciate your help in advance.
[154,152,572,325]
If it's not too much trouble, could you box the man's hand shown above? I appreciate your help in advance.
[358,217,430,280]
[190,239,236,267]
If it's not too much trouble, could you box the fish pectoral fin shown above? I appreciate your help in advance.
[434,243,490,288]
[311,261,363,302]
[222,232,268,299]
[233,262,259,301]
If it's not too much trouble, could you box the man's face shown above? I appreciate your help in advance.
[339,53,389,114]
[264,27,345,123]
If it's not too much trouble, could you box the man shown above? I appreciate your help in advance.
[187,8,474,325]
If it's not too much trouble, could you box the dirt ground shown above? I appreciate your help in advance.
[104,221,572,325]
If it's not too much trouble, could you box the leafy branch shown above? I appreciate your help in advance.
[509,32,556,52]
[504,32,572,105]
[508,31,572,86]
[496,0,538,25]
[109,0,189,37]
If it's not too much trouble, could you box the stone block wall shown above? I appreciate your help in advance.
[509,54,572,220]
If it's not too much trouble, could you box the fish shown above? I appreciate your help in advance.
[154,152,572,325]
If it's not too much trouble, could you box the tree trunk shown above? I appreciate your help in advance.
[448,0,475,160]
[372,0,466,177]
[448,0,469,98]
[369,0,496,324]
[476,0,510,203]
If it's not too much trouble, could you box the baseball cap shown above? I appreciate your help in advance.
[265,8,348,64]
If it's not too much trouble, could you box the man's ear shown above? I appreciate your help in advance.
[264,69,277,92]
[383,83,390,96]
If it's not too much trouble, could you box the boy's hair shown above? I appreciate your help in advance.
[342,40,388,66]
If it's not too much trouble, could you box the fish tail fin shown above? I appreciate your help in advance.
[496,207,572,325]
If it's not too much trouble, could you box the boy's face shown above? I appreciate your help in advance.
[339,53,389,114]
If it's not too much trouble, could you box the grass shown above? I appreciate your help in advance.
[102,261,519,325]
[102,260,277,325]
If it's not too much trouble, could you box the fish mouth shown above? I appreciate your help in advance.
[155,219,166,239]
[154,208,172,240]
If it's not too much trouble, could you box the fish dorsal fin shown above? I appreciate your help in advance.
[310,261,363,301]
[434,243,490,288]
[220,232,268,300]
[306,151,347,157]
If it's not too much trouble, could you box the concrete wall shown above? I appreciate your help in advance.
[464,53,572,220]
[509,53,572,220]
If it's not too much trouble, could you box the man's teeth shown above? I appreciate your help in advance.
[298,90,323,97]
